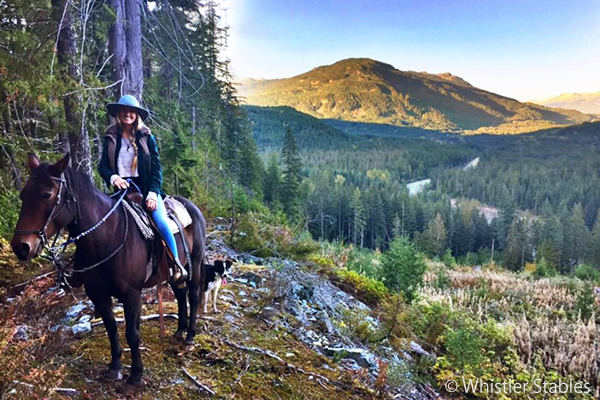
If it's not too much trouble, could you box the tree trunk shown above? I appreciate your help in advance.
[52,0,90,173]
[108,0,144,99]
[1,98,22,190]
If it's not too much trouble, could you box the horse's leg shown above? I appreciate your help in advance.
[119,291,143,393]
[94,296,123,381]
[171,285,188,340]
[185,268,202,345]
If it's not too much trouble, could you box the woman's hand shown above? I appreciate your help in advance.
[146,198,157,211]
[113,177,130,190]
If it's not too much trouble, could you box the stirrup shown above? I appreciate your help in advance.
[170,258,188,287]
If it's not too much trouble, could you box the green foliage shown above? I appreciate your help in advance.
[533,258,558,279]
[442,249,456,269]
[575,282,597,321]
[0,189,19,239]
[381,237,427,299]
[434,267,452,290]
[443,324,487,372]
[334,307,380,344]
[408,301,454,350]
[346,248,381,280]
[573,264,600,282]
[335,269,389,304]
[280,127,302,219]
[230,212,318,259]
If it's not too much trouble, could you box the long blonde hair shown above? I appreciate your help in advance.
[115,113,146,171]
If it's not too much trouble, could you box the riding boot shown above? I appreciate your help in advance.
[170,257,188,287]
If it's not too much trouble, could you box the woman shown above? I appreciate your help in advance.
[99,94,187,285]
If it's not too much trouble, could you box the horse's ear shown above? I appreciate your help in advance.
[49,153,70,177]
[27,153,40,172]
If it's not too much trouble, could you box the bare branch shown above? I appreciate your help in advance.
[62,79,123,97]
[182,367,216,396]
[50,0,71,77]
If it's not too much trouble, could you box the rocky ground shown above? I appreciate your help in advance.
[0,232,441,399]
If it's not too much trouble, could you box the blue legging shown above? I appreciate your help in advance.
[152,195,179,261]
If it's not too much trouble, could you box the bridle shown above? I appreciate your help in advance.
[13,173,80,247]
[14,171,132,284]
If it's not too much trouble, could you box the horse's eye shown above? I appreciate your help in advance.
[42,192,52,200]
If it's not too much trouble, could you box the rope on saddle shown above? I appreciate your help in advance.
[122,201,154,240]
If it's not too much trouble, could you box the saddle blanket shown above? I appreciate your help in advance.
[164,196,193,234]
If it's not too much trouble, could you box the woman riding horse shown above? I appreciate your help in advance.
[99,95,187,286]
[10,96,206,395]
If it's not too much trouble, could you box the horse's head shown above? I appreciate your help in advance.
[11,154,71,260]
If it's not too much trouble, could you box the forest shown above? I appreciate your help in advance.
[1,1,599,399]
[248,105,600,274]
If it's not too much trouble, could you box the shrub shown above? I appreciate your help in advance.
[573,264,600,282]
[533,258,558,279]
[442,249,456,269]
[281,230,321,257]
[0,189,19,239]
[380,237,427,300]
[434,267,452,290]
[444,324,487,372]
[346,248,381,280]
[575,282,597,321]
[336,268,389,304]
[408,301,454,351]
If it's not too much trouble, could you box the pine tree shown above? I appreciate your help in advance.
[504,214,533,271]
[264,154,281,205]
[424,213,448,257]
[350,187,366,247]
[587,209,600,268]
[562,203,589,271]
[281,126,302,219]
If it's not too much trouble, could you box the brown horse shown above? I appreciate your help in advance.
[10,154,206,394]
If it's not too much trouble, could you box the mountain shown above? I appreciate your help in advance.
[533,91,600,115]
[238,58,598,133]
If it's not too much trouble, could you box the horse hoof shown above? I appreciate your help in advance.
[173,330,186,340]
[118,382,141,396]
[103,368,123,382]
[184,338,195,346]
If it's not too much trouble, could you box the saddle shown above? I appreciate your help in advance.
[125,193,192,235]
[124,193,193,283]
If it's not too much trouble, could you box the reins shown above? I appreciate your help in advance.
[17,172,133,285]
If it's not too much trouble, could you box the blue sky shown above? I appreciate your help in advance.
[223,0,600,101]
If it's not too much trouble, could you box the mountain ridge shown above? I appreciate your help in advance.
[238,58,597,133]
[532,91,600,115]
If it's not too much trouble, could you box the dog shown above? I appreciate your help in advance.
[202,259,233,313]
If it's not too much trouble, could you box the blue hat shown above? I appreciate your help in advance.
[106,95,149,121]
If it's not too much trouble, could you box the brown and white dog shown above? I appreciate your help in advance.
[202,259,233,313]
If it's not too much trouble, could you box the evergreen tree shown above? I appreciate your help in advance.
[588,209,600,268]
[350,187,366,247]
[281,126,302,219]
[504,215,533,271]
[562,203,589,271]
[424,212,448,257]
[264,154,281,205]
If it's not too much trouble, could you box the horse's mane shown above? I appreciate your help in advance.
[64,167,111,204]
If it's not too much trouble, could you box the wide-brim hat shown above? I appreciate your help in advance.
[106,95,150,121]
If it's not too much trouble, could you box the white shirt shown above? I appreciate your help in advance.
[109,137,158,201]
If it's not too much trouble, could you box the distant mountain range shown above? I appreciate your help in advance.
[533,91,600,115]
[238,58,598,133]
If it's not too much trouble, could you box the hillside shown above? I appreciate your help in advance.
[533,91,600,115]
[243,105,355,150]
[239,58,598,133]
